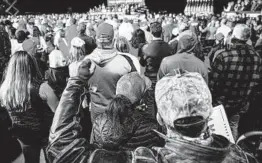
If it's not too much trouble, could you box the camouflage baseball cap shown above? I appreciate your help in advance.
[155,69,212,128]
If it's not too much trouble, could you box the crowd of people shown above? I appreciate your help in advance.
[224,0,262,12]
[0,2,262,163]
[88,3,146,15]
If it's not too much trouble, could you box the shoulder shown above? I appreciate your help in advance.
[225,144,258,163]
[162,55,176,64]
[39,82,54,98]
[39,82,52,90]
[169,38,178,45]
[121,53,138,61]
[111,54,132,70]
[133,147,157,163]
[114,54,130,63]
[213,49,227,59]
[213,49,229,60]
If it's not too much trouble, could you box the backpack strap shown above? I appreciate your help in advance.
[121,54,137,72]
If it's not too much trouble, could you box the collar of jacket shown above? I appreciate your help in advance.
[231,40,252,50]
[153,130,231,162]
[85,48,117,65]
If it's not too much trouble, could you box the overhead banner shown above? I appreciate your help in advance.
[107,0,144,6]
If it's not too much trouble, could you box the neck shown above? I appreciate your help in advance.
[231,38,247,44]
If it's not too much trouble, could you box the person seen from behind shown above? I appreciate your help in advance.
[0,51,59,163]
[209,24,262,140]
[158,30,208,83]
[92,72,163,150]
[140,21,172,118]
[85,23,135,122]
[129,28,147,58]
[45,49,69,99]
[77,22,97,55]
[47,68,258,163]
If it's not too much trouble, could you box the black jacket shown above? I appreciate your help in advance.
[140,40,172,77]
[78,33,97,55]
[47,78,92,163]
[45,67,69,98]
[7,80,54,143]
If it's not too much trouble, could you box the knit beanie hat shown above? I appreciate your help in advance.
[178,30,198,53]
[116,72,152,104]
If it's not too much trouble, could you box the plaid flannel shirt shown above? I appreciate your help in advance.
[209,42,262,116]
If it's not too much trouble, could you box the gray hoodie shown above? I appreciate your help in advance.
[87,48,132,121]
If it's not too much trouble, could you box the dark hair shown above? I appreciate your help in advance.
[193,42,204,61]
[150,22,162,38]
[107,95,134,125]
[33,26,41,38]
[9,27,16,39]
[130,29,146,49]
[16,30,26,43]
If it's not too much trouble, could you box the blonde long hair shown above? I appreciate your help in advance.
[69,37,86,62]
[0,51,42,110]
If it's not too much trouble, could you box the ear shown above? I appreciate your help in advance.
[157,113,164,126]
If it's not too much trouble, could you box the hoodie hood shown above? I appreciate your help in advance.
[85,48,118,66]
